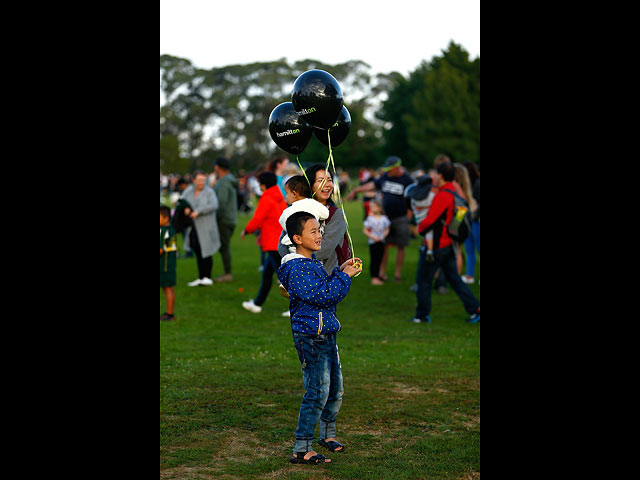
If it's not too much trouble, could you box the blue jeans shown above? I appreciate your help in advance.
[464,220,481,277]
[292,332,343,453]
[416,245,480,319]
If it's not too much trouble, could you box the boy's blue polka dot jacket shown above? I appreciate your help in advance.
[278,253,352,335]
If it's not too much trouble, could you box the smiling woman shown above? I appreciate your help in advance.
[302,164,348,274]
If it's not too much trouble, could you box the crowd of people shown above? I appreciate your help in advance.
[160,154,480,322]
[160,153,480,463]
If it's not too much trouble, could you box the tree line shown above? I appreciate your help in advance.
[160,41,479,174]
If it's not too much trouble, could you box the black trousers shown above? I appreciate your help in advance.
[190,227,213,279]
[369,241,385,279]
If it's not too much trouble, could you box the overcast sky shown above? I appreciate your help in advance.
[161,0,479,105]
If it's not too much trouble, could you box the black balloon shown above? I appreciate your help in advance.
[268,102,313,155]
[291,69,344,130]
[314,106,351,147]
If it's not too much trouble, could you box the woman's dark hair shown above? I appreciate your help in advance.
[285,211,317,244]
[304,164,334,186]
[268,156,288,172]
[193,169,207,179]
[285,175,312,198]
[302,163,336,206]
[257,171,277,189]
[463,161,480,185]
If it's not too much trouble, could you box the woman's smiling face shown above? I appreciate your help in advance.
[312,169,333,204]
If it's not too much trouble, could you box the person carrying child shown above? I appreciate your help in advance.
[413,162,480,324]
[278,211,362,465]
[405,173,437,263]
[160,205,178,321]
[362,199,391,285]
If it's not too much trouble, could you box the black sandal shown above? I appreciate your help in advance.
[318,439,345,452]
[290,451,330,464]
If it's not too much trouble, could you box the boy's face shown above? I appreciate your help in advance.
[294,218,322,252]
[160,213,170,226]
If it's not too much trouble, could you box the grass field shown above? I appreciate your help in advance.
[160,200,480,479]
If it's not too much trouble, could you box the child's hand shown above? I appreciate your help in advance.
[340,257,361,270]
[341,257,363,278]
[343,264,362,278]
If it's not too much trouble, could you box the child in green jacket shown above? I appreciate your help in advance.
[160,205,178,321]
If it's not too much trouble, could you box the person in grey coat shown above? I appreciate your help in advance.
[182,171,221,286]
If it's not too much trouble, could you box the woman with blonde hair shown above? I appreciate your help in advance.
[462,162,480,284]
[453,163,478,276]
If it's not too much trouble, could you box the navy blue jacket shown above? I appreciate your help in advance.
[277,253,351,335]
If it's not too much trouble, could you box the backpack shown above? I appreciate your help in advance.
[327,205,353,265]
[440,189,472,243]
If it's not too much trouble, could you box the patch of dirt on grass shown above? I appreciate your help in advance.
[263,464,333,479]
[160,466,221,479]
[453,412,480,430]
[347,427,385,437]
[391,382,427,395]
[215,428,297,467]
[210,429,273,463]
[456,471,480,479]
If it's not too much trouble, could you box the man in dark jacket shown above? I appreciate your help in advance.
[213,157,239,282]
[413,162,480,324]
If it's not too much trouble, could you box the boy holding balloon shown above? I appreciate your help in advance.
[278,211,362,465]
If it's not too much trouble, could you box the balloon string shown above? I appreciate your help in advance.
[327,129,360,277]
[295,155,312,190]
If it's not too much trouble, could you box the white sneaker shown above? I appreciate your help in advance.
[199,277,213,286]
[188,278,202,287]
[282,310,291,317]
[461,275,475,284]
[242,300,262,313]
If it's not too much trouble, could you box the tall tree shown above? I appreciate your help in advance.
[160,56,386,173]
[378,42,480,169]
[376,67,428,166]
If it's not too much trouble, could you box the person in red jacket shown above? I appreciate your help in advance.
[241,171,288,313]
[413,162,480,324]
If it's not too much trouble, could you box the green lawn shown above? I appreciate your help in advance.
[160,200,480,480]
